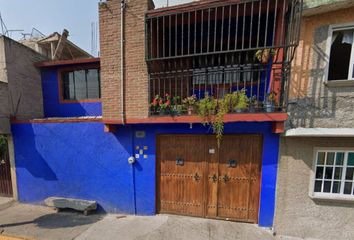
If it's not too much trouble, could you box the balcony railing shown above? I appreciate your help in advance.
[145,0,302,117]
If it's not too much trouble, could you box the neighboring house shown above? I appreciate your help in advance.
[20,29,92,60]
[0,36,45,199]
[0,32,93,201]
[274,0,354,239]
[10,0,302,229]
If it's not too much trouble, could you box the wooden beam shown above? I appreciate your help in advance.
[272,121,285,134]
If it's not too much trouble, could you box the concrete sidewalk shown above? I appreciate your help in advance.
[0,203,310,240]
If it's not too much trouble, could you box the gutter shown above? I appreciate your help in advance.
[121,0,126,125]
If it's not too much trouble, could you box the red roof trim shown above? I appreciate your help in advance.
[146,0,242,18]
[35,58,100,68]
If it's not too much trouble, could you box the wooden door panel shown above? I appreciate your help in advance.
[217,135,262,223]
[0,137,12,197]
[205,136,219,218]
[157,134,262,223]
[157,135,205,217]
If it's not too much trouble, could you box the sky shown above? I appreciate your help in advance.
[0,0,193,56]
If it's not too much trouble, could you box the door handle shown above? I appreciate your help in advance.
[193,172,201,181]
[222,174,230,183]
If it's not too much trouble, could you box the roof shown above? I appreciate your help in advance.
[285,128,354,137]
[146,0,242,18]
[35,57,100,68]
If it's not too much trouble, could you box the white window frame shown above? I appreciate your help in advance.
[309,147,354,201]
[324,22,354,83]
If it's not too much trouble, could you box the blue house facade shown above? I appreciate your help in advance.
[10,0,302,228]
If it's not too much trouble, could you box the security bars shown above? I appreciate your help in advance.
[145,0,302,115]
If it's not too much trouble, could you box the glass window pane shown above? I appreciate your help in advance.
[348,153,354,166]
[344,182,353,195]
[74,70,87,100]
[346,168,354,181]
[336,152,344,165]
[328,30,353,81]
[314,180,322,192]
[324,167,333,179]
[327,152,335,165]
[334,167,343,180]
[323,181,331,193]
[87,69,100,99]
[316,167,324,179]
[62,72,75,100]
[332,181,341,194]
[317,152,325,165]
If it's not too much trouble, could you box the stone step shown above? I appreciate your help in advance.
[44,197,97,215]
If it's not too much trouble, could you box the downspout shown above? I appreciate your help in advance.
[121,0,126,124]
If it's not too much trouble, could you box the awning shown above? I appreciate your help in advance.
[285,128,354,137]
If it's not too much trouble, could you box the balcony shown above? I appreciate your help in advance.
[145,0,302,121]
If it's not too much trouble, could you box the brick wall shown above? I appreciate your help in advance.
[99,0,154,121]
[3,37,45,120]
[0,36,45,134]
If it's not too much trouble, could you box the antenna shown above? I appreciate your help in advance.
[0,12,23,38]
[91,22,98,57]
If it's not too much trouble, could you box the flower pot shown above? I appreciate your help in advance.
[159,109,170,116]
[248,106,256,113]
[234,108,244,113]
[264,102,275,113]
[188,106,196,115]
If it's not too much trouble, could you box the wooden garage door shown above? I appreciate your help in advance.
[157,135,262,223]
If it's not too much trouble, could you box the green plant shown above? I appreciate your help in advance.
[197,95,229,147]
[150,95,161,114]
[223,92,238,112]
[197,94,217,124]
[255,48,276,63]
[235,89,249,110]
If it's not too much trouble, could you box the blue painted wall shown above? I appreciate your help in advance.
[12,121,279,226]
[41,66,102,118]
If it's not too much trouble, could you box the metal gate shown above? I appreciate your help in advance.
[0,136,13,197]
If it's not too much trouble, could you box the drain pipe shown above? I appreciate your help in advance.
[120,0,126,124]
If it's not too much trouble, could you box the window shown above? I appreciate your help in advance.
[327,26,354,81]
[61,68,100,101]
[312,150,354,200]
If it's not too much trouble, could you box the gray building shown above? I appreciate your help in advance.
[274,1,354,239]
[0,36,45,200]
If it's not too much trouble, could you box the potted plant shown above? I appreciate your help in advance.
[248,95,258,113]
[159,93,172,115]
[264,91,276,113]
[171,96,181,116]
[234,89,249,113]
[150,95,161,115]
[197,93,217,123]
[223,92,238,113]
[182,95,197,115]
[255,48,276,64]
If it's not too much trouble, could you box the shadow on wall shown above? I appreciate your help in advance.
[15,125,58,181]
[287,25,354,128]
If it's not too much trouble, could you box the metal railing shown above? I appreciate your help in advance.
[145,0,302,116]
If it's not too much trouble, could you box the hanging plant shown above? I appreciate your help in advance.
[197,94,230,147]
[255,48,276,64]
